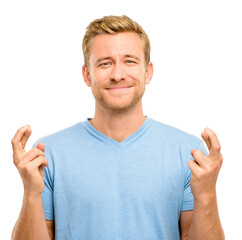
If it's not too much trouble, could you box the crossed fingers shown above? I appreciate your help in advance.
[190,127,223,170]
[201,128,221,157]
[11,125,32,155]
[11,125,45,166]
[188,127,223,201]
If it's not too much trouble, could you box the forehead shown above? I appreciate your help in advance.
[89,32,144,61]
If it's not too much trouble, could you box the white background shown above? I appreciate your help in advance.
[1,0,241,239]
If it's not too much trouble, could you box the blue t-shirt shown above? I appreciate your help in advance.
[33,116,208,240]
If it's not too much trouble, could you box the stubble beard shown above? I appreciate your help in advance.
[91,83,146,114]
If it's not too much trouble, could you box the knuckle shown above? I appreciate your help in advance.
[32,148,39,154]
[217,161,222,168]
[196,171,204,180]
[207,166,213,174]
[214,144,221,151]
[11,138,16,146]
[24,164,32,174]
[197,150,202,154]
[12,153,21,165]
[31,148,43,157]
[17,161,25,171]
[38,156,46,164]
[209,162,220,172]
[194,150,202,157]
[219,154,223,165]
[188,160,195,169]
[203,162,210,171]
[43,158,48,165]
[216,160,223,169]
[12,157,18,165]
[192,150,198,157]
[44,158,48,165]
[34,155,41,163]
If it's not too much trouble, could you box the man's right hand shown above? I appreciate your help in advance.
[11,125,48,197]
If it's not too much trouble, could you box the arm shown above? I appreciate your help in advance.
[46,220,55,240]
[11,125,52,240]
[179,203,224,240]
[11,194,50,240]
[185,128,225,239]
[179,210,193,240]
[186,194,224,239]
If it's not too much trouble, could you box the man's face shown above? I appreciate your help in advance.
[83,32,153,113]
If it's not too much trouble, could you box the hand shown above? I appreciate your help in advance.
[11,125,48,197]
[188,128,223,203]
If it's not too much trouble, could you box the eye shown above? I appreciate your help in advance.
[98,62,111,67]
[125,60,136,64]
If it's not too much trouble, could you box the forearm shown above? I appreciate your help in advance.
[186,195,225,240]
[11,193,50,240]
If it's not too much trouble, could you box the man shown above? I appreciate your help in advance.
[11,15,224,239]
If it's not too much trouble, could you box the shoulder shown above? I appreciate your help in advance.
[149,118,208,167]
[149,118,203,148]
[32,120,87,149]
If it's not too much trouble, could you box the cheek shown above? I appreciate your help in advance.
[127,68,146,83]
[91,69,111,84]
[91,66,145,84]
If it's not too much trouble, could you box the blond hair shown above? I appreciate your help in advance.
[82,15,150,68]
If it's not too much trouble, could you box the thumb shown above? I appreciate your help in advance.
[36,142,45,152]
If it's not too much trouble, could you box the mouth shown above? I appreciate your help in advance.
[106,86,133,93]
[106,86,132,90]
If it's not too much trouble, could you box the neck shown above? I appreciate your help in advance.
[89,101,146,142]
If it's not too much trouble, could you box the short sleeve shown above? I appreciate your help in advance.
[32,142,54,220]
[181,141,208,211]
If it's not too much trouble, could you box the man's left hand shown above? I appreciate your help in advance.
[188,128,223,203]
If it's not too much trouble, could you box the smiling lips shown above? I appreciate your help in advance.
[106,86,133,92]
[107,86,132,89]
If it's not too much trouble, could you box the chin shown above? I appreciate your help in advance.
[101,99,139,113]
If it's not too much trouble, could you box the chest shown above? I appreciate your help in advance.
[53,146,184,209]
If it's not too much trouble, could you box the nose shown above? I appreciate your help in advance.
[110,63,126,82]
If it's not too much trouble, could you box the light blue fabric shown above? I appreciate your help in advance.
[33,116,208,240]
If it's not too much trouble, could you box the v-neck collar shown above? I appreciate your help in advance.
[83,115,152,148]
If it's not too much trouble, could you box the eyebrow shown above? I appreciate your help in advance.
[124,55,141,62]
[95,55,141,65]
[95,57,111,66]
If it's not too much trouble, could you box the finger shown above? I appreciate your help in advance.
[19,148,45,165]
[27,156,48,171]
[26,147,45,160]
[201,131,211,150]
[191,149,207,168]
[39,165,45,178]
[36,142,45,152]
[205,128,221,155]
[11,125,30,153]
[20,126,32,150]
[188,159,203,175]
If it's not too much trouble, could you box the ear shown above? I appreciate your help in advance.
[145,62,154,85]
[82,64,92,87]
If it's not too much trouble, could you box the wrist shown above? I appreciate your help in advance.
[194,192,217,206]
[23,191,42,202]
